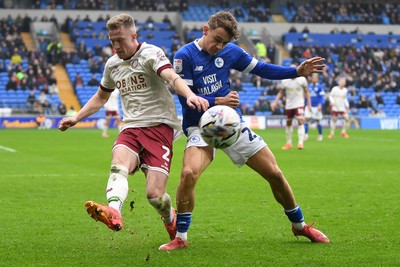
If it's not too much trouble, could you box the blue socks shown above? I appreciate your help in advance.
[176,212,192,241]
[317,123,322,135]
[176,212,192,233]
[284,205,304,223]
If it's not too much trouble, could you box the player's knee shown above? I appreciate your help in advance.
[264,164,285,183]
[180,167,198,188]
[110,163,129,177]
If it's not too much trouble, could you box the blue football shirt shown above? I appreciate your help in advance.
[173,40,298,133]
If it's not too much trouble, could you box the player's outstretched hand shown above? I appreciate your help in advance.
[217,91,240,108]
[186,95,209,111]
[58,117,78,131]
[297,57,325,76]
[187,95,209,112]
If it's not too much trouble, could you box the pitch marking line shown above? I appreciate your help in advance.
[0,145,16,153]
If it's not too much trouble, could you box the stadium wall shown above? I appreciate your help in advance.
[2,8,400,38]
[0,9,182,27]
[1,116,399,130]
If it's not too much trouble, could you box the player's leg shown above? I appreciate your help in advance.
[296,112,305,149]
[341,113,350,138]
[328,113,337,138]
[85,145,138,231]
[316,108,323,141]
[115,116,122,132]
[304,118,310,141]
[303,107,311,141]
[283,110,294,150]
[246,148,329,243]
[102,116,110,137]
[145,169,176,240]
[137,124,178,241]
[316,119,323,141]
[159,145,213,250]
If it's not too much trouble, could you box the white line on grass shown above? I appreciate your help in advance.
[353,137,399,142]
[6,173,104,177]
[0,145,16,152]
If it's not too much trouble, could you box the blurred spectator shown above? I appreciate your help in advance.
[255,40,267,59]
[37,90,48,105]
[372,91,385,105]
[6,72,18,90]
[162,14,171,24]
[66,106,77,117]
[26,91,36,112]
[267,41,276,64]
[240,102,255,115]
[10,48,22,65]
[42,99,52,115]
[376,108,386,117]
[87,74,100,86]
[46,39,62,65]
[357,94,372,109]
[288,25,297,33]
[36,113,46,129]
[36,71,48,87]
[231,78,243,92]
[73,73,84,88]
[170,39,181,55]
[20,78,29,90]
[58,102,67,115]
[396,93,400,105]
[251,75,270,89]
[48,73,59,94]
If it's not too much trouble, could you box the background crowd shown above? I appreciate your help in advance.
[0,0,399,118]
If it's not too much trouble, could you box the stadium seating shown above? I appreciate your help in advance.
[284,33,400,48]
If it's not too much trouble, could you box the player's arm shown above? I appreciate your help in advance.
[328,88,336,107]
[59,87,111,131]
[161,68,208,112]
[303,85,312,111]
[271,89,284,111]
[317,92,324,111]
[249,57,325,80]
[344,96,350,112]
[213,91,240,108]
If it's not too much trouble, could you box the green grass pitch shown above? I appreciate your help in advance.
[0,128,399,266]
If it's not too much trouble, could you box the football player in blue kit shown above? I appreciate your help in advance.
[304,73,325,141]
[159,11,330,250]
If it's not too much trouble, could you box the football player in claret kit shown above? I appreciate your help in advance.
[304,73,325,141]
[159,10,330,251]
[58,13,208,246]
[102,89,122,138]
[328,77,350,138]
[271,70,311,150]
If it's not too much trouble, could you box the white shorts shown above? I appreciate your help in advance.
[186,123,266,167]
[304,106,323,120]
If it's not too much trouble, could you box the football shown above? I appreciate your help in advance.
[199,105,241,149]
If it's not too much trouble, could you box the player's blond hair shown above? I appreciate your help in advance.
[106,13,136,33]
[208,11,240,40]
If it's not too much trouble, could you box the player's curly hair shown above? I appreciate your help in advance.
[208,11,240,40]
[106,13,136,32]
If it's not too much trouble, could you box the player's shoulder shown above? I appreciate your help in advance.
[138,42,164,55]
[297,76,308,83]
[105,54,122,69]
[221,43,248,57]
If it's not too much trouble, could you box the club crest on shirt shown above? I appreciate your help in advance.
[190,135,201,143]
[174,59,182,73]
[130,59,138,69]
[157,51,167,60]
[214,57,224,68]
